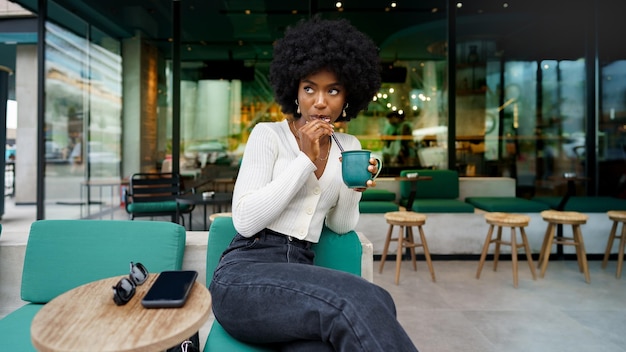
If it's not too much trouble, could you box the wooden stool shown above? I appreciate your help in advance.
[602,210,626,278]
[379,211,435,284]
[476,212,536,288]
[538,210,590,283]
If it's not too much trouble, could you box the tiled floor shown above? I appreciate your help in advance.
[2,199,626,352]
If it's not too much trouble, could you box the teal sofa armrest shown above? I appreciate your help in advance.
[204,217,363,352]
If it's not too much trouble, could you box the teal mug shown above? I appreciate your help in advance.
[341,150,382,188]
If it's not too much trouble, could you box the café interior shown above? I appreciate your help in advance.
[1,0,626,351]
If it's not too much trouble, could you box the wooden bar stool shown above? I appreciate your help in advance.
[379,211,435,284]
[476,212,536,288]
[538,210,590,283]
[602,210,626,278]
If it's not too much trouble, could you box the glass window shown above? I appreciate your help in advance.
[44,3,122,219]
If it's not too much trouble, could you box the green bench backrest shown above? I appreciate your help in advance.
[400,169,460,199]
[21,220,186,303]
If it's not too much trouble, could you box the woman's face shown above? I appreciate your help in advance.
[297,69,346,123]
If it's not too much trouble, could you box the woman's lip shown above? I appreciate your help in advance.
[310,115,331,122]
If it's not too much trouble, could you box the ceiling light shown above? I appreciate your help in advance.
[335,2,342,8]
[503,3,509,8]
[391,2,397,8]
[244,9,251,15]
[456,2,463,8]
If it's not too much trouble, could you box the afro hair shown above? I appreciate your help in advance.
[269,16,381,122]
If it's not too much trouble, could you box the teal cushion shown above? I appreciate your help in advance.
[399,169,459,199]
[466,197,550,212]
[360,189,396,201]
[206,216,238,282]
[312,227,362,276]
[204,320,276,352]
[0,304,42,351]
[408,199,475,213]
[21,220,186,303]
[359,201,400,213]
[532,196,626,212]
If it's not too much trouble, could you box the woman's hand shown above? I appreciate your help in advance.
[353,157,378,192]
[295,119,334,162]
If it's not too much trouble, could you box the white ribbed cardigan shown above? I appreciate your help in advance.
[232,119,362,243]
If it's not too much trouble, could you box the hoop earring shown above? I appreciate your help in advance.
[295,99,300,114]
[342,103,349,118]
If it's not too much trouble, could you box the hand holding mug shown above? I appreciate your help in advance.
[341,150,382,191]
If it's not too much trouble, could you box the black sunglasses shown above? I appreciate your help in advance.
[112,262,149,306]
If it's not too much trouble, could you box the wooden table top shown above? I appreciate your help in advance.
[31,274,212,352]
[393,176,433,182]
[176,192,233,205]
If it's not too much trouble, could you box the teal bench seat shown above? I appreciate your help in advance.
[408,198,475,213]
[399,169,474,213]
[359,189,398,213]
[359,201,400,213]
[532,196,626,212]
[466,197,550,212]
[361,189,396,202]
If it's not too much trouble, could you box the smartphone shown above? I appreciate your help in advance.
[141,270,198,308]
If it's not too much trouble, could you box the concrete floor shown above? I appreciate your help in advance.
[2,199,626,352]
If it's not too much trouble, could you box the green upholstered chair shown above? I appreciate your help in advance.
[399,169,474,213]
[0,219,187,351]
[124,172,194,222]
[204,216,363,352]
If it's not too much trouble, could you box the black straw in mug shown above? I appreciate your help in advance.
[331,133,345,153]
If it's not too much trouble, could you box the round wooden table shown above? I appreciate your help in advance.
[31,274,212,352]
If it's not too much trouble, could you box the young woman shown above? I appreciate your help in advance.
[209,17,418,352]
